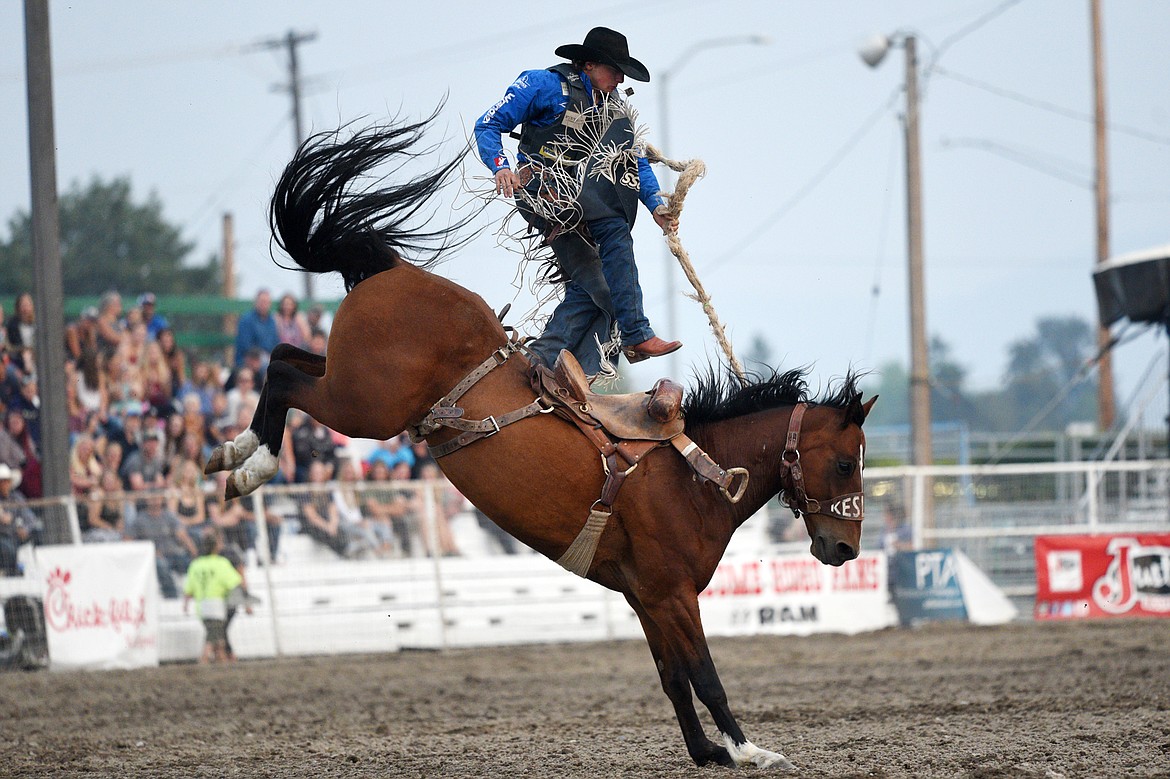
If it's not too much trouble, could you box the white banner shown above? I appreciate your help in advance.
[699,551,896,636]
[36,542,160,670]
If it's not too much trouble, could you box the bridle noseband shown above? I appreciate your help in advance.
[777,403,865,522]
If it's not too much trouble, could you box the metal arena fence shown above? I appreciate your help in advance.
[3,461,1170,660]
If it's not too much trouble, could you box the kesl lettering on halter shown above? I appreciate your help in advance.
[777,403,865,522]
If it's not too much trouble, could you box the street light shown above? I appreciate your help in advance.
[859,31,933,470]
[657,35,770,377]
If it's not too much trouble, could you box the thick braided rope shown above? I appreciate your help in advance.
[646,145,747,381]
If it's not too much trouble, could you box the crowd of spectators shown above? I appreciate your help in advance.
[0,288,480,592]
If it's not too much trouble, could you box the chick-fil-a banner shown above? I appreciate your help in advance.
[36,542,159,670]
[699,552,894,636]
[1035,534,1170,620]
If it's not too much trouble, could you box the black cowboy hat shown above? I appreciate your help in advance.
[555,27,650,82]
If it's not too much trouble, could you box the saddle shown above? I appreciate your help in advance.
[531,350,748,576]
[546,349,685,441]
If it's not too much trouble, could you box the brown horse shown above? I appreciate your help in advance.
[207,119,875,769]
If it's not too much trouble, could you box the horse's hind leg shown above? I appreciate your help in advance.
[635,592,795,770]
[225,357,321,499]
[206,345,327,476]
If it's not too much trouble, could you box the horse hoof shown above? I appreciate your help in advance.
[722,735,795,771]
[224,477,242,501]
[205,446,227,475]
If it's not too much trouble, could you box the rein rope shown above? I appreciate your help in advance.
[647,145,746,381]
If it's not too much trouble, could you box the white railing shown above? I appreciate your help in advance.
[5,460,1169,660]
[865,460,1170,598]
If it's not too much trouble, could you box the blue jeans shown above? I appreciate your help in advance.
[529,216,655,374]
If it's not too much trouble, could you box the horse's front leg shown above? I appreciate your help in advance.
[640,592,795,771]
[627,595,734,768]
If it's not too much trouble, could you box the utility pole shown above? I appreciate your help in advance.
[24,1,71,523]
[1091,0,1116,432]
[222,212,238,361]
[254,29,318,301]
[903,36,932,471]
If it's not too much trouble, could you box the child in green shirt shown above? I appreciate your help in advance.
[183,530,243,664]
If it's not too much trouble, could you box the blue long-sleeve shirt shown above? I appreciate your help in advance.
[474,68,667,213]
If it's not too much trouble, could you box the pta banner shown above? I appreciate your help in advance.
[1036,534,1170,620]
[36,542,160,670]
[699,552,894,636]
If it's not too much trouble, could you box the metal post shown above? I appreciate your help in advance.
[1091,0,1116,431]
[423,482,449,650]
[24,0,71,535]
[251,490,284,657]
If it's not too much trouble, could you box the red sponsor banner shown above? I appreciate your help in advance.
[1035,534,1170,620]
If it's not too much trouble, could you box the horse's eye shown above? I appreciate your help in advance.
[836,460,855,477]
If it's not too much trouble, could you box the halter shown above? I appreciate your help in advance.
[777,403,865,522]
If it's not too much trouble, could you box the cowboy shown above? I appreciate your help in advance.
[474,26,682,374]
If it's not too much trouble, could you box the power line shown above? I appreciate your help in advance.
[933,66,1170,146]
[697,86,901,275]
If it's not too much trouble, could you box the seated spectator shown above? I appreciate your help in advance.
[274,292,311,350]
[140,341,174,416]
[126,491,195,599]
[208,470,259,559]
[121,428,167,491]
[234,289,278,368]
[9,374,41,446]
[409,439,436,479]
[306,303,331,337]
[416,462,460,558]
[94,290,124,359]
[5,293,35,376]
[363,459,415,557]
[158,328,188,399]
[84,469,132,543]
[224,368,259,429]
[366,433,415,475]
[138,292,169,341]
[298,460,356,558]
[65,306,100,363]
[0,463,37,575]
[168,459,210,547]
[69,433,102,499]
[73,332,109,420]
[177,360,219,418]
[332,460,378,557]
[292,413,338,483]
[4,410,41,499]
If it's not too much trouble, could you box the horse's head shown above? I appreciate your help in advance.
[779,396,877,567]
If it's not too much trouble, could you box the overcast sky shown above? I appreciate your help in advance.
[2,0,1168,418]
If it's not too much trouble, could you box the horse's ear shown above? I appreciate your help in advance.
[845,395,878,428]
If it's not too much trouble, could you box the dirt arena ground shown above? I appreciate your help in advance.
[2,619,1167,778]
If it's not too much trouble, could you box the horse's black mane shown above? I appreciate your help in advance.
[683,364,865,428]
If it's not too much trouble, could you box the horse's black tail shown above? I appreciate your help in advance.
[269,109,480,292]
